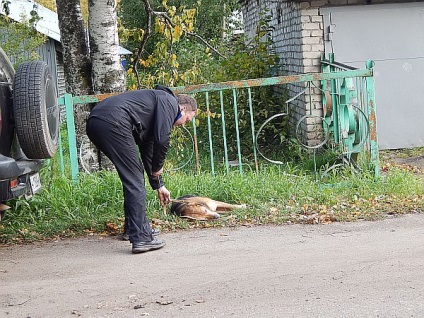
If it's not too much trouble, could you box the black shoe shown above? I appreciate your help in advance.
[132,238,166,254]
[119,228,160,241]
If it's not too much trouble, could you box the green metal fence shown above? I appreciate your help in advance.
[321,54,379,176]
[57,59,379,181]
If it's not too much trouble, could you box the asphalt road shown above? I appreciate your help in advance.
[1,213,424,318]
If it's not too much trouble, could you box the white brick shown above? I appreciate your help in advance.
[311,15,323,23]
[303,51,322,59]
[302,9,319,16]
[301,15,311,23]
[311,30,324,37]
[302,22,321,30]
[303,59,313,66]
[303,36,321,44]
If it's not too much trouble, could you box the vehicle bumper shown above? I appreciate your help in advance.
[0,154,44,202]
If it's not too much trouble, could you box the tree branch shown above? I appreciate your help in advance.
[186,31,226,59]
[132,0,154,88]
[153,11,225,58]
[132,0,226,88]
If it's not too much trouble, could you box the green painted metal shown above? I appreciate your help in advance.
[190,117,200,173]
[63,93,79,181]
[58,129,65,177]
[321,55,379,177]
[57,62,378,179]
[219,91,230,174]
[171,69,372,94]
[205,92,215,175]
[247,88,259,172]
[232,89,243,174]
[365,60,380,177]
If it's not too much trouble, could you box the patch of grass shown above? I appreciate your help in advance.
[1,161,423,245]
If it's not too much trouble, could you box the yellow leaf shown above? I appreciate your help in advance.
[172,25,183,40]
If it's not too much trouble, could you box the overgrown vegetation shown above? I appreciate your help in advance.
[0,15,46,67]
[1,158,423,245]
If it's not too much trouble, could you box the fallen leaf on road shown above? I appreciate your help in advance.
[156,300,173,305]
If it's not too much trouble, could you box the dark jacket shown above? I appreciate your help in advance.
[89,86,178,189]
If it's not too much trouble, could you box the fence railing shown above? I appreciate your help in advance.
[57,60,379,181]
[321,54,379,177]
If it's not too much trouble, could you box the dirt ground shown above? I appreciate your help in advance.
[1,149,423,318]
[2,213,424,318]
[380,149,424,178]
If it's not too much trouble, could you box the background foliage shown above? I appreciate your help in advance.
[0,16,46,67]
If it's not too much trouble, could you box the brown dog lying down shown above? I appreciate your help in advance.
[170,195,246,220]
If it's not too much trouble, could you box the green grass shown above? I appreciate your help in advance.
[1,160,423,245]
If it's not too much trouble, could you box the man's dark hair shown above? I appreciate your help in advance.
[177,94,197,112]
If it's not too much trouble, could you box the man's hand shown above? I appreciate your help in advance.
[157,186,171,205]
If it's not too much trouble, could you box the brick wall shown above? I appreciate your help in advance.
[241,0,325,146]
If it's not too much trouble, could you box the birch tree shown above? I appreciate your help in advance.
[88,0,125,93]
[55,0,92,138]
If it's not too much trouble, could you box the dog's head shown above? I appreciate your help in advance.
[170,195,196,216]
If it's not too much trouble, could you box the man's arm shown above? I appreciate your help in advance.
[139,141,164,190]
[139,142,171,204]
[151,95,176,173]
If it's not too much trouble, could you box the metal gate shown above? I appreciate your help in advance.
[57,62,379,181]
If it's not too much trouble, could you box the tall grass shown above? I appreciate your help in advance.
[1,162,423,244]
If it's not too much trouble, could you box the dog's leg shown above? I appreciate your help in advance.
[212,200,246,212]
[181,205,220,220]
[186,197,246,212]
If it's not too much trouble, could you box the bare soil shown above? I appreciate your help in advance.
[1,149,424,317]
[2,213,424,317]
[380,149,424,179]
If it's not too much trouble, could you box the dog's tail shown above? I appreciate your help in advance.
[170,194,195,216]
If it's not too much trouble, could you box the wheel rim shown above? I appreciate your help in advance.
[45,76,59,143]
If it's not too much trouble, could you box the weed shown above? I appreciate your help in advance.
[1,160,423,244]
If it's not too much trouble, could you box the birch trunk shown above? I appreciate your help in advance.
[56,0,93,148]
[88,0,126,93]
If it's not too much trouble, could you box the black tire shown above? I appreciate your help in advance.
[13,61,60,159]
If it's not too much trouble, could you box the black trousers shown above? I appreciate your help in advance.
[86,117,153,243]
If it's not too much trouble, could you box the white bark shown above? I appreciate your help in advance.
[56,0,93,139]
[56,0,92,96]
[88,0,126,93]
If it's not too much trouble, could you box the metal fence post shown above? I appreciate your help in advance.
[64,93,79,181]
[365,60,380,178]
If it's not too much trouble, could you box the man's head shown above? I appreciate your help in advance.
[174,94,197,126]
